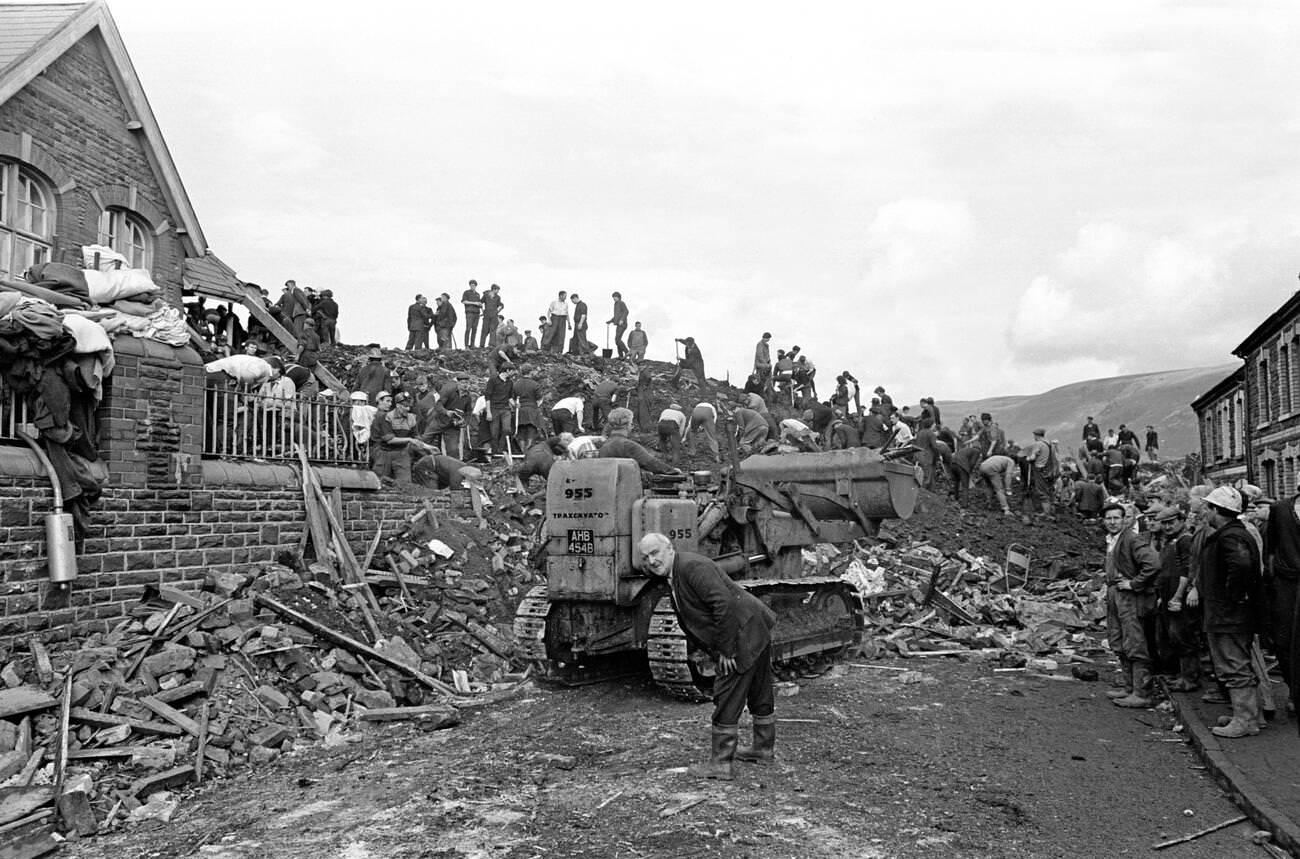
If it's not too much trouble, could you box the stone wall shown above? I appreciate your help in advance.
[0,478,447,642]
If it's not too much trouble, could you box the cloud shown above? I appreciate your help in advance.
[1008,220,1300,373]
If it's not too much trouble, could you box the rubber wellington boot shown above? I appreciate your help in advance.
[1114,661,1153,708]
[735,714,776,765]
[1166,656,1201,693]
[1212,687,1261,739]
[687,725,737,781]
[1106,658,1133,700]
[1201,683,1229,704]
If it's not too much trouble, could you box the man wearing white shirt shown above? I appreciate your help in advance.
[658,403,687,464]
[551,395,584,435]
[686,401,721,463]
[544,291,570,353]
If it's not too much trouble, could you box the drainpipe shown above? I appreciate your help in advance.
[16,431,77,587]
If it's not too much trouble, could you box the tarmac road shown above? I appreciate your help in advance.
[67,658,1272,859]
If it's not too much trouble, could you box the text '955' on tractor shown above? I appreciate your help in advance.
[513,447,921,700]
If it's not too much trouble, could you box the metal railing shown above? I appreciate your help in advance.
[204,385,368,466]
[0,381,32,442]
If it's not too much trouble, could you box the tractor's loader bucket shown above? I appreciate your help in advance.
[736,448,920,522]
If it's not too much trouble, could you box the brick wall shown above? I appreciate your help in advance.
[0,33,187,301]
[0,480,447,642]
[98,338,205,488]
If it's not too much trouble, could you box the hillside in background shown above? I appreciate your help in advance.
[937,364,1238,457]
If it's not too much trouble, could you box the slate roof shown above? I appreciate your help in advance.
[0,2,86,73]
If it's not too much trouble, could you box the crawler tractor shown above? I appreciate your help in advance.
[514,448,921,698]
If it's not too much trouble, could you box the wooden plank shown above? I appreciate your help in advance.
[0,808,52,836]
[195,702,210,785]
[157,586,208,610]
[357,705,460,727]
[125,603,184,681]
[66,747,145,761]
[0,787,53,827]
[138,697,201,738]
[255,594,459,699]
[69,708,183,737]
[0,690,54,720]
[240,283,346,393]
[361,524,384,574]
[27,643,51,687]
[152,680,207,705]
[128,765,195,799]
[52,676,70,792]
[0,827,58,859]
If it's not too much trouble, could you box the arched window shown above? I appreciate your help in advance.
[97,206,152,270]
[0,161,54,279]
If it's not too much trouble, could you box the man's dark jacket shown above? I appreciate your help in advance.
[1199,517,1262,634]
[670,551,776,671]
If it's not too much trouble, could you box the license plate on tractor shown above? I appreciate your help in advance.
[567,529,595,555]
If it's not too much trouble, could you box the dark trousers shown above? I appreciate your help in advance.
[488,410,514,453]
[464,312,480,347]
[712,643,775,728]
[545,318,567,352]
[1206,631,1255,688]
[405,329,427,350]
[318,318,336,345]
[481,316,498,348]
[1267,576,1298,694]
[550,408,578,435]
[657,420,681,463]
[435,326,452,350]
[613,322,628,356]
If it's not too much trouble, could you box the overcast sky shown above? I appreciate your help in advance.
[108,0,1300,399]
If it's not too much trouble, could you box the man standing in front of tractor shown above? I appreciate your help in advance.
[638,532,778,781]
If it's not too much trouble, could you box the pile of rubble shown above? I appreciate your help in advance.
[0,497,546,848]
[823,536,1107,672]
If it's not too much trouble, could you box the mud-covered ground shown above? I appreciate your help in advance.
[68,658,1267,859]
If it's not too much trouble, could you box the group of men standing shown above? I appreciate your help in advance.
[402,283,649,360]
[1101,482,1300,744]
[1076,418,1161,492]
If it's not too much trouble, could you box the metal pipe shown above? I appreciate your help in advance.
[16,430,77,586]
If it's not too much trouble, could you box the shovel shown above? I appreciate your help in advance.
[601,323,613,359]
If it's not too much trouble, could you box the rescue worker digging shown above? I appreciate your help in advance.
[638,532,777,781]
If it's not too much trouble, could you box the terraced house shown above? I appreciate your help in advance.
[1194,288,1300,494]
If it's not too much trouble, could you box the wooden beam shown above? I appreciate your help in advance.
[240,284,346,393]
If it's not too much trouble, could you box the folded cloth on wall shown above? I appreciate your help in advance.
[9,299,67,340]
[0,278,89,309]
[106,297,162,317]
[140,304,190,346]
[84,268,161,304]
[26,262,90,302]
[61,313,113,355]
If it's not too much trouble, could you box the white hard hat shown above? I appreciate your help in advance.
[1205,485,1243,514]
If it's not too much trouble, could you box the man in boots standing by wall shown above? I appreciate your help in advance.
[638,532,777,781]
[1102,501,1161,708]
[1199,486,1264,738]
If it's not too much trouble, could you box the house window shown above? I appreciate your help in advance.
[1260,360,1271,424]
[1264,460,1277,499]
[0,162,54,279]
[1283,344,1293,416]
[97,207,151,270]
